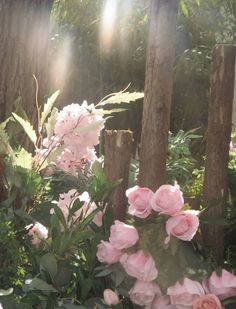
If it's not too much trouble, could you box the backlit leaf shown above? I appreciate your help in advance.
[12,113,37,145]
[45,107,58,139]
[14,148,33,169]
[40,90,60,127]
[98,91,144,106]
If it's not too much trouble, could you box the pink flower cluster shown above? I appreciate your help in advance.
[96,184,236,308]
[130,269,236,308]
[164,269,236,308]
[126,184,199,243]
[127,269,236,308]
[52,189,103,228]
[36,101,104,175]
[96,220,160,306]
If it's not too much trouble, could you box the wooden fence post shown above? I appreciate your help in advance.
[138,0,178,191]
[202,44,236,263]
[104,130,133,221]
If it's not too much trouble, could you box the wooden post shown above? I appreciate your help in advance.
[202,45,236,263]
[138,0,178,191]
[104,130,133,221]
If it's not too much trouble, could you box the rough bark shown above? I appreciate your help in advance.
[202,45,236,263]
[0,0,54,122]
[138,0,178,191]
[104,130,133,221]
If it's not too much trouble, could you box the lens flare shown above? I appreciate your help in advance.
[100,0,118,53]
[49,35,72,90]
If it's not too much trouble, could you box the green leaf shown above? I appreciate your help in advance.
[72,230,94,244]
[63,305,87,309]
[45,107,58,139]
[80,278,93,301]
[0,123,13,155]
[169,237,179,256]
[101,108,128,115]
[41,90,60,127]
[26,278,57,292]
[14,148,33,169]
[50,214,61,250]
[1,192,16,208]
[74,119,104,134]
[80,208,99,228]
[180,0,189,16]
[40,253,58,280]
[98,91,144,106]
[54,205,67,228]
[12,113,37,145]
[0,288,13,296]
[95,267,113,277]
[92,160,104,178]
[69,199,83,219]
[14,209,33,221]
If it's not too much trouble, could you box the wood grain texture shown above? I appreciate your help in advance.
[0,0,54,122]
[202,44,236,263]
[104,130,133,221]
[138,0,178,191]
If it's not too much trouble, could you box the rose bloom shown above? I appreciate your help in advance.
[167,277,205,308]
[27,222,48,245]
[165,210,199,243]
[109,220,139,250]
[193,294,222,309]
[129,280,162,306]
[96,241,122,264]
[152,185,184,215]
[126,185,154,218]
[146,295,177,309]
[120,250,158,281]
[103,289,119,306]
[203,269,236,300]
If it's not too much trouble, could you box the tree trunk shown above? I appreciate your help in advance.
[138,0,178,191]
[0,0,54,123]
[202,45,236,263]
[104,130,133,221]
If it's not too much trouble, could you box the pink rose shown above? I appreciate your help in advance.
[146,295,177,309]
[96,241,122,264]
[129,280,162,306]
[120,250,158,281]
[109,220,139,250]
[203,269,236,300]
[167,277,205,308]
[103,289,119,306]
[165,210,199,243]
[193,294,222,309]
[27,222,48,245]
[126,186,154,218]
[152,185,184,215]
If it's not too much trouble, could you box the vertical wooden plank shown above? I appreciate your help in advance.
[202,44,236,263]
[104,130,133,221]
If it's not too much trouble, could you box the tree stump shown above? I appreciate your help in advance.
[202,44,236,263]
[104,130,133,221]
